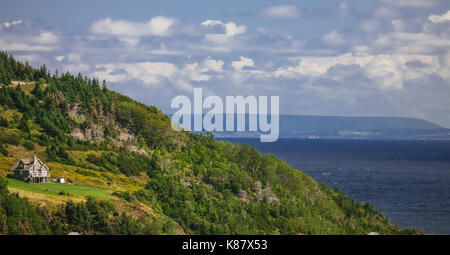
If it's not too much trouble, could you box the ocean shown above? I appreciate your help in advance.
[220,138,450,234]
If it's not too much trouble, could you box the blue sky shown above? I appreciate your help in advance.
[1,0,450,127]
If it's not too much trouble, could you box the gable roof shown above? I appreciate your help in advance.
[20,158,34,164]
[10,156,48,171]
[10,162,19,171]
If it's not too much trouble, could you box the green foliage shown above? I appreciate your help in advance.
[0,116,8,127]
[116,101,180,150]
[86,150,152,176]
[6,178,112,198]
[51,197,173,234]
[31,82,45,100]
[0,132,21,146]
[0,53,416,235]
[0,84,71,143]
[0,178,171,234]
[22,140,35,150]
[46,145,75,165]
[19,117,30,133]
[0,145,7,156]
[0,176,50,234]
[0,51,49,84]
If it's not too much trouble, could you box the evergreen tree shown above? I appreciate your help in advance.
[19,117,30,133]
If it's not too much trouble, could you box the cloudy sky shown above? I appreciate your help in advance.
[1,0,450,127]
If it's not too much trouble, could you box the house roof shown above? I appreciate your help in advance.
[10,156,47,171]
[10,162,19,171]
[20,158,34,164]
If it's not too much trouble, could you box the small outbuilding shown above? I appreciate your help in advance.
[56,177,65,183]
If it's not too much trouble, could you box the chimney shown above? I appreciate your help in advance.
[33,155,37,173]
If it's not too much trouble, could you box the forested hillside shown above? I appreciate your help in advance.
[0,51,418,235]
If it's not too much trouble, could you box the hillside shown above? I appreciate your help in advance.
[0,51,418,235]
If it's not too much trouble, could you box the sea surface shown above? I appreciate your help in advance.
[220,138,450,234]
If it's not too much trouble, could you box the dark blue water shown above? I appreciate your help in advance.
[221,138,450,234]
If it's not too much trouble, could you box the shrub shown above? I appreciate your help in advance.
[0,145,7,156]
[23,140,35,150]
[0,116,8,127]
[0,133,21,146]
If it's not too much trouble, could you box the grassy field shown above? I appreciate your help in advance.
[6,177,113,198]
[0,153,145,192]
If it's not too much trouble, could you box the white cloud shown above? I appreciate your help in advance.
[147,16,177,36]
[360,20,379,32]
[93,58,224,87]
[201,20,246,37]
[200,20,246,51]
[203,59,224,72]
[0,40,55,51]
[363,55,404,90]
[374,32,450,54]
[32,31,59,44]
[3,19,22,28]
[260,5,300,18]
[274,53,446,90]
[113,62,176,85]
[91,63,129,83]
[392,20,405,32]
[232,56,255,70]
[67,53,82,62]
[90,16,175,46]
[201,20,224,27]
[149,42,184,55]
[91,16,175,37]
[223,22,246,37]
[54,56,65,62]
[64,63,90,73]
[133,62,178,84]
[380,0,438,8]
[322,30,346,45]
[275,53,368,78]
[181,62,210,82]
[180,59,224,82]
[119,37,140,47]
[0,30,60,51]
[62,53,90,73]
[14,54,38,63]
[428,10,450,24]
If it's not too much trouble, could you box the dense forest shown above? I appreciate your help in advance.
[0,51,418,235]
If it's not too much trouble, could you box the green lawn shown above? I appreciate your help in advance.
[6,178,113,198]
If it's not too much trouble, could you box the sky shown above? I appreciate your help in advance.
[1,0,450,127]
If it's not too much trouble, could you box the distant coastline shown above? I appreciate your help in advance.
[172,114,450,140]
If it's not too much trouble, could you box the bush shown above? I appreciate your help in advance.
[0,116,8,127]
[75,169,99,178]
[0,145,7,156]
[23,140,35,150]
[0,133,21,146]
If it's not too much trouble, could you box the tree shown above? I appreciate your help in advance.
[0,117,8,127]
[102,80,107,92]
[19,117,30,133]
[31,83,44,100]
